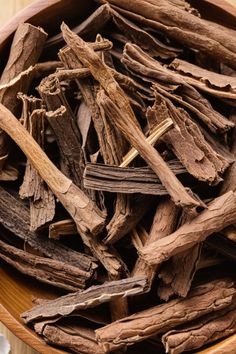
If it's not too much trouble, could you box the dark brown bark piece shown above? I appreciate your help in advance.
[21,276,149,324]
[162,303,236,354]
[83,161,186,195]
[0,23,47,167]
[46,105,84,188]
[19,95,55,231]
[0,186,96,272]
[0,240,91,291]
[95,278,236,352]
[140,191,236,266]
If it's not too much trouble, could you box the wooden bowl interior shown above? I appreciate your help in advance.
[0,0,236,353]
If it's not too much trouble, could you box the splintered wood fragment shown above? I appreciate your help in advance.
[0,103,105,237]
[132,197,180,285]
[120,118,173,167]
[40,323,105,354]
[19,96,55,231]
[49,219,77,239]
[0,23,47,168]
[0,186,97,272]
[99,0,236,69]
[61,24,200,211]
[140,191,236,266]
[95,278,236,352]
[84,160,186,195]
[46,4,112,48]
[21,276,149,324]
[162,302,236,354]
[0,240,90,292]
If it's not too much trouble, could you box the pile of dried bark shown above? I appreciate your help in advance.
[0,0,236,353]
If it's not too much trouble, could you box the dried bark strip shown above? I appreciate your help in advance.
[95,278,236,352]
[46,106,84,188]
[19,96,55,231]
[170,58,236,91]
[0,186,96,272]
[0,23,47,167]
[0,240,91,291]
[140,191,236,266]
[98,0,236,69]
[21,276,149,324]
[162,303,236,354]
[0,103,106,237]
[84,161,186,195]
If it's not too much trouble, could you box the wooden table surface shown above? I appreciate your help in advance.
[0,0,236,353]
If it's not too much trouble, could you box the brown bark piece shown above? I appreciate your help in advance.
[84,160,186,195]
[141,191,236,266]
[21,276,149,324]
[19,95,55,231]
[0,240,91,292]
[0,186,96,272]
[162,303,236,354]
[0,23,47,167]
[95,278,236,352]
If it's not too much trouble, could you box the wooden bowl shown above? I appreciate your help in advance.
[0,1,236,353]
